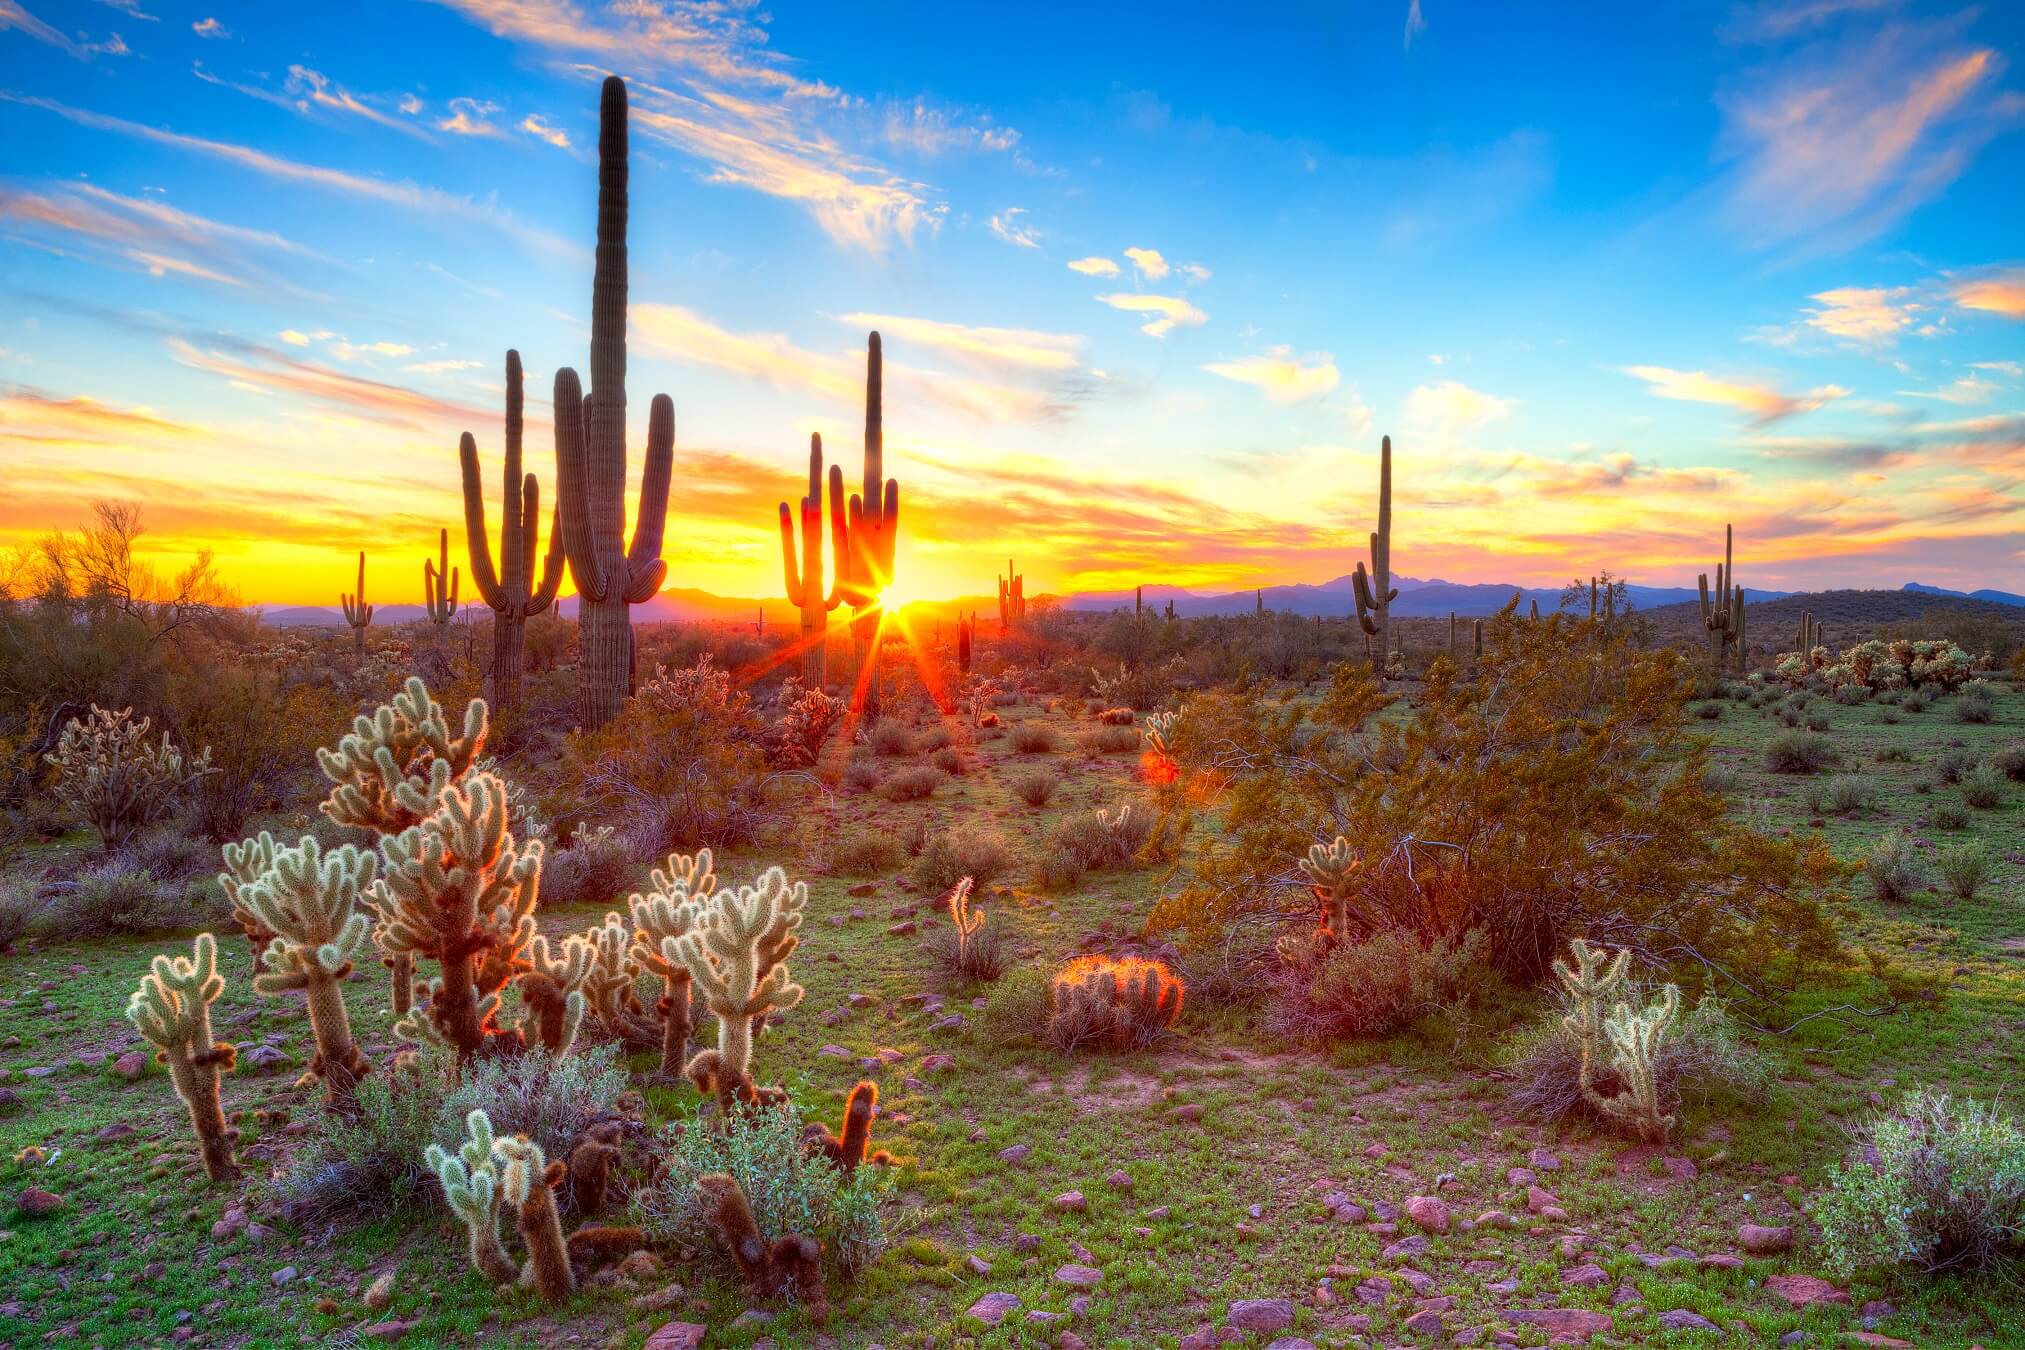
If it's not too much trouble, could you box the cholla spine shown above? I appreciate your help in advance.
[1295,835,1363,948]
[127,932,240,1182]
[341,551,373,652]
[522,933,591,1055]
[317,675,487,837]
[426,1108,518,1285]
[1586,984,1680,1144]
[629,849,714,1077]
[219,832,374,1109]
[947,876,982,968]
[495,1134,575,1301]
[1553,938,1629,1066]
[672,865,806,1095]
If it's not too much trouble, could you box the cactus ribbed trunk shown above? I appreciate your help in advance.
[780,434,843,689]
[552,78,673,732]
[1352,436,1396,674]
[303,971,367,1112]
[836,333,898,723]
[388,950,414,1017]
[166,1046,239,1183]
[488,612,526,718]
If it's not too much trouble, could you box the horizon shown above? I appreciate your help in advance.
[2,2,2022,607]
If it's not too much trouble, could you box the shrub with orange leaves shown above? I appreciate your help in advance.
[1045,955,1184,1052]
[1152,602,1849,998]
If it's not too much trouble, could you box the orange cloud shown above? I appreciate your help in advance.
[1621,365,1845,424]
[1804,286,1919,343]
[166,337,486,428]
[1952,268,2025,319]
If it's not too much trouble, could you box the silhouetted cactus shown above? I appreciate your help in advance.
[829,334,899,719]
[1698,524,1745,674]
[341,551,373,653]
[127,932,240,1182]
[424,527,460,628]
[552,77,675,731]
[1351,436,1396,675]
[998,558,1024,632]
[780,434,846,688]
[460,350,566,716]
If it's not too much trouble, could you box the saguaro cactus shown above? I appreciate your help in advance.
[998,560,1025,633]
[220,833,375,1110]
[127,932,240,1182]
[957,613,973,674]
[341,551,373,653]
[424,528,460,629]
[673,866,806,1109]
[1797,611,1822,660]
[779,434,845,688]
[1352,435,1396,676]
[427,1108,518,1285]
[1697,524,1741,673]
[553,76,676,731]
[461,351,566,716]
[832,333,899,719]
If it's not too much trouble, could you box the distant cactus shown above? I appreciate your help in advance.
[341,551,373,652]
[673,866,806,1111]
[127,932,240,1182]
[552,77,676,731]
[1697,523,1745,674]
[998,558,1025,632]
[831,334,899,719]
[779,434,846,688]
[218,833,374,1109]
[957,612,973,675]
[427,1108,518,1285]
[424,527,461,628]
[45,704,212,851]
[459,350,566,716]
[629,849,715,1078]
[1351,435,1397,676]
[947,876,983,968]
[495,1134,575,1301]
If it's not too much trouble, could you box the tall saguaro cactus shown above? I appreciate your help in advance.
[998,559,1024,633]
[461,351,566,716]
[832,333,899,719]
[553,76,675,731]
[779,434,845,688]
[424,528,460,630]
[1352,436,1396,676]
[1698,523,1743,673]
[341,552,373,653]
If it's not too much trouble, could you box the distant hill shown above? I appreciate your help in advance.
[1064,573,1790,619]
[1903,581,2025,608]
[1638,588,2025,652]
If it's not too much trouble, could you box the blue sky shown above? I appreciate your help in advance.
[1,0,2021,604]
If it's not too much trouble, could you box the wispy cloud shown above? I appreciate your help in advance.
[0,92,578,258]
[284,65,432,139]
[835,313,1083,374]
[0,183,323,292]
[1095,292,1205,338]
[438,96,506,137]
[0,384,203,445]
[1124,246,1170,281]
[880,99,1020,156]
[987,207,1038,249]
[166,335,484,428]
[1622,364,1846,423]
[191,15,226,38]
[519,113,571,149]
[1951,267,2025,319]
[1804,285,1921,344]
[1066,256,1119,278]
[1403,0,1426,50]
[1203,347,1340,403]
[2,0,128,57]
[1900,373,1996,405]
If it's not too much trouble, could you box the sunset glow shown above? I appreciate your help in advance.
[1,3,2021,605]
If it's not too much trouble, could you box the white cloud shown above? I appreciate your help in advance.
[191,15,226,37]
[279,329,310,346]
[987,207,1038,249]
[519,113,570,149]
[1900,374,1996,405]
[1403,0,1426,49]
[1095,292,1206,338]
[1124,246,1170,281]
[1405,379,1512,433]
[1622,365,1845,424]
[1067,256,1119,277]
[438,97,504,138]
[1203,347,1340,403]
[1804,286,1919,344]
[1969,360,2022,377]
[1178,262,1211,284]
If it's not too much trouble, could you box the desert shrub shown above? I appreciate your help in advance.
[1994,745,2025,781]
[1701,763,1742,796]
[1902,688,1931,713]
[980,965,1053,1045]
[1863,832,1928,902]
[915,824,1011,891]
[844,755,881,791]
[441,1041,628,1163]
[1505,988,1770,1122]
[1955,683,1996,724]
[1045,805,1149,872]
[30,862,199,939]
[1961,764,2007,809]
[1804,708,1833,732]
[1936,748,1980,784]
[1270,927,1490,1041]
[1032,846,1085,890]
[768,681,846,770]
[1934,841,1992,900]
[898,816,931,856]
[931,746,964,776]
[539,824,633,909]
[1932,801,1971,830]
[45,705,213,851]
[870,721,916,757]
[1765,731,1837,775]
[275,1046,454,1225]
[1833,685,1870,706]
[1010,769,1058,807]
[1778,703,1804,728]
[564,666,778,850]
[1097,725,1141,754]
[117,824,219,885]
[832,830,902,876]
[926,887,1013,983]
[634,1097,889,1280]
[175,674,348,842]
[1009,722,1057,754]
[0,881,34,951]
[879,765,945,802]
[1876,744,1914,763]
[1044,955,1184,1052]
[1878,705,1902,724]
[918,724,955,752]
[1806,775,1878,815]
[1695,701,1723,720]
[1811,1089,2025,1276]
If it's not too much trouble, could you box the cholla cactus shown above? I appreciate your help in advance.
[1141,710,1180,761]
[341,551,374,653]
[1553,938,1629,1067]
[126,932,240,1182]
[494,1134,575,1300]
[46,705,213,850]
[319,677,488,836]
[1585,984,1680,1144]
[426,1108,517,1285]
[219,833,375,1109]
[373,771,540,1062]
[1293,835,1366,952]
[673,866,806,1106]
[947,877,982,968]
[521,933,591,1055]
[424,527,461,628]
[629,850,714,1078]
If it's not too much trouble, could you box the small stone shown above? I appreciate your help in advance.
[930,1014,966,1031]
[1529,1149,1561,1171]
[242,1045,291,1071]
[966,1254,992,1275]
[14,1189,63,1216]
[888,921,916,936]
[1525,1185,1560,1214]
[271,1265,299,1286]
[1384,1235,1431,1263]
[113,1051,148,1082]
[1144,1205,1171,1220]
[1174,1103,1204,1121]
[1764,1274,1850,1309]
[1054,1264,1103,1290]
[1225,1298,1296,1332]
[818,1044,852,1058]
[1503,1309,1613,1340]
[966,1291,1020,1326]
[1473,1209,1512,1228]
[362,1272,394,1311]
[1363,1142,1389,1159]
[1266,1341,1318,1350]
[362,1320,418,1342]
[1402,1309,1447,1337]
[95,1122,135,1142]
[998,1144,1030,1162]
[1404,1195,1450,1232]
[641,1323,707,1350]
[1052,1191,1087,1213]
[920,1053,957,1074]
[1507,1167,1536,1187]
[1860,1300,1897,1320]
[1737,1223,1793,1254]
[1560,1263,1609,1288]
[1658,1310,1721,1332]
[1106,1169,1134,1190]
[1698,1252,1745,1270]
[1846,1335,1913,1349]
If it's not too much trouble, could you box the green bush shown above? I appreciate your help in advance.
[979,965,1053,1046]
[931,746,965,776]
[832,829,902,876]
[1695,701,1723,720]
[1936,748,1979,785]
[539,824,634,909]
[844,755,881,791]
[915,824,1012,891]
[878,765,944,802]
[1934,842,1992,900]
[1932,801,1971,830]
[870,721,916,757]
[633,1096,889,1280]
[30,862,210,940]
[1862,832,1928,902]
[1961,764,2007,809]
[1764,731,1837,775]
[1811,1089,2025,1276]
[1806,774,1878,815]
[1010,768,1058,807]
[1993,744,2025,781]
[917,724,955,752]
[1270,928,1491,1041]
[1955,685,1995,724]
[1009,722,1057,753]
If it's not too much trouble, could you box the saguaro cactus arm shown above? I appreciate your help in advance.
[341,552,373,629]
[460,351,566,619]
[425,528,461,625]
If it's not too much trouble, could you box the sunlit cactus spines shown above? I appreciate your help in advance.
[832,331,900,718]
[553,75,676,731]
[460,349,566,715]
[629,849,714,1078]
[45,704,213,851]
[1586,983,1681,1144]
[521,933,591,1055]
[341,550,373,652]
[779,433,846,688]
[1553,937,1629,1061]
[127,932,240,1183]
[427,1108,517,1285]
[317,675,487,837]
[219,831,375,1109]
[672,864,806,1102]
[494,1133,575,1300]
[424,527,460,628]
[946,875,983,968]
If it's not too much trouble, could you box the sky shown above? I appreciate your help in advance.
[0,0,2022,607]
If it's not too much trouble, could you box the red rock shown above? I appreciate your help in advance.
[113,1051,148,1082]
[966,1292,1020,1325]
[1225,1299,1295,1332]
[1052,1191,1087,1213]
[1054,1264,1103,1290]
[1737,1223,1793,1254]
[1503,1309,1613,1340]
[1404,1195,1450,1233]
[1698,1253,1745,1270]
[363,1321,419,1342]
[642,1323,707,1350]
[1175,1103,1205,1121]
[1560,1263,1610,1287]
[15,1188,63,1216]
[1525,1185,1560,1214]
[1764,1274,1850,1309]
